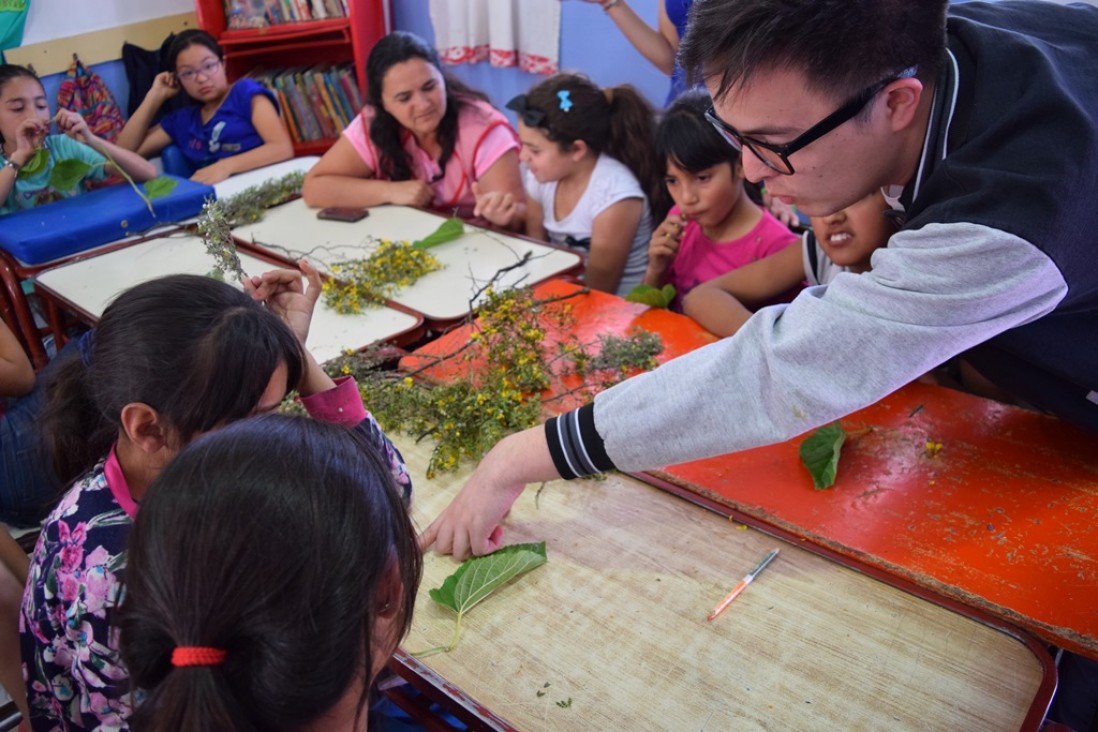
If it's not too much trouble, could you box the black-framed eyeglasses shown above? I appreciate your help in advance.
[704,66,918,175]
[176,59,223,84]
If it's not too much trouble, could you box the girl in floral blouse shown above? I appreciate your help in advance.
[19,264,411,729]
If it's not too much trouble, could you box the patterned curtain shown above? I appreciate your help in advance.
[429,0,561,76]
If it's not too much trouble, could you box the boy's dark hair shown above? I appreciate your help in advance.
[0,64,43,145]
[657,90,740,174]
[117,416,423,732]
[166,29,224,70]
[364,31,488,183]
[42,274,306,485]
[679,0,949,102]
[516,73,664,221]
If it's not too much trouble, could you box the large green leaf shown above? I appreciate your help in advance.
[143,176,178,200]
[625,283,676,308]
[47,158,93,192]
[799,422,847,490]
[430,541,547,615]
[18,147,49,178]
[412,217,464,250]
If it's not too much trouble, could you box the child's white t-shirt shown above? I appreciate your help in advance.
[523,153,652,296]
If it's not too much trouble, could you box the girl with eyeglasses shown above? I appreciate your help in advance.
[483,73,662,296]
[118,29,293,185]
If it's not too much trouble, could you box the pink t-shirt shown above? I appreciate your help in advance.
[343,98,519,217]
[666,205,798,301]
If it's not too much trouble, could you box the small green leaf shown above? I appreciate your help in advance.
[430,541,547,615]
[625,283,676,308]
[412,217,464,250]
[18,147,49,178]
[799,422,847,490]
[47,158,93,192]
[143,176,178,200]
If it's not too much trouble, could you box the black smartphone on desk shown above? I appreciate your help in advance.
[317,207,369,222]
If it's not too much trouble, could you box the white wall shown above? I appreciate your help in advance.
[20,0,191,45]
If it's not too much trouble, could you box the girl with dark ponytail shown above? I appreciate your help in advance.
[489,73,663,296]
[117,416,421,731]
[20,265,411,729]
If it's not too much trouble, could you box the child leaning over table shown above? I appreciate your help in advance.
[683,190,896,337]
[0,64,156,214]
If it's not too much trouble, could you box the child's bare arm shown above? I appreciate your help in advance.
[525,196,547,241]
[683,241,803,337]
[0,320,34,397]
[588,197,644,293]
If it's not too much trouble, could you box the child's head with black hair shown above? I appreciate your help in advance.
[118,415,422,731]
[0,64,47,149]
[43,274,306,486]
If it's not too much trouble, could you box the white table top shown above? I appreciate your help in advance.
[231,200,583,324]
[33,232,420,364]
[212,156,321,200]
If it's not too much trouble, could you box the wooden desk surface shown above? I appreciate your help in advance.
[32,232,422,363]
[397,435,1051,731]
[231,200,582,326]
[399,279,1098,658]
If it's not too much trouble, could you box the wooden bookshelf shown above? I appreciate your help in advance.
[194,0,387,156]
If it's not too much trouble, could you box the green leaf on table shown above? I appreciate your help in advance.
[625,283,676,308]
[799,422,847,490]
[412,217,464,250]
[47,158,93,192]
[420,542,547,655]
[18,147,49,178]
[143,176,178,200]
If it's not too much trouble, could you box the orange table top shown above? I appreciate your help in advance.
[401,279,1098,657]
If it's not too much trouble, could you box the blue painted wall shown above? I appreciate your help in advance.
[391,0,671,119]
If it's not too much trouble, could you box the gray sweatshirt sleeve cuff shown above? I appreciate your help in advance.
[544,404,617,479]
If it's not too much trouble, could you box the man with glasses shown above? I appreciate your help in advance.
[422,0,1098,556]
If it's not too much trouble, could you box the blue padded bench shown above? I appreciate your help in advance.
[0,175,214,266]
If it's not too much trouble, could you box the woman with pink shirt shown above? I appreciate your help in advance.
[303,32,526,229]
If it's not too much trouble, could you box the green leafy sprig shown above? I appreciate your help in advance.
[799,422,847,490]
[417,542,547,656]
[625,283,677,309]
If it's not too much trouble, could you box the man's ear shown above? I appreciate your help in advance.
[119,402,170,455]
[883,77,925,132]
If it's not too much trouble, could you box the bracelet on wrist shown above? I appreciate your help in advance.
[602,0,621,10]
[3,158,21,174]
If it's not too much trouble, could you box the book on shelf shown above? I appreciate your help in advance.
[223,0,344,28]
[249,64,362,143]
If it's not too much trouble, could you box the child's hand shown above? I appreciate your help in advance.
[388,179,433,208]
[762,190,800,229]
[11,118,48,164]
[243,259,322,345]
[471,181,517,228]
[191,160,234,185]
[54,109,93,145]
[149,71,181,102]
[648,213,685,274]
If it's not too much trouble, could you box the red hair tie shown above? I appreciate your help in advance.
[171,646,227,667]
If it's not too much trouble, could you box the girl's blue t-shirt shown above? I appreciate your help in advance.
[159,78,277,171]
[1,134,108,214]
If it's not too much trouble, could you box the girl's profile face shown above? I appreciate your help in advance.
[380,58,447,140]
[0,76,49,145]
[517,120,575,183]
[810,191,893,273]
[664,158,742,231]
[174,44,228,103]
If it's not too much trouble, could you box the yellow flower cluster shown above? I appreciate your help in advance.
[323,239,444,313]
